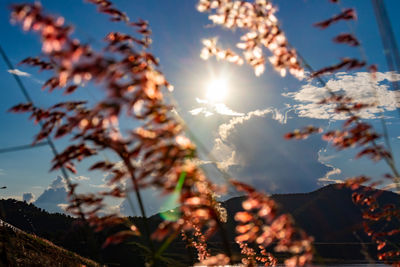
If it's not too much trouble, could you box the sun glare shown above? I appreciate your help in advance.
[206,78,228,103]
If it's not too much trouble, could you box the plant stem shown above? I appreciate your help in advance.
[121,156,155,254]
[215,212,233,264]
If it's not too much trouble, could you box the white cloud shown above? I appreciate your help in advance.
[318,166,342,184]
[7,68,44,84]
[57,203,69,212]
[36,175,126,216]
[214,103,245,116]
[34,176,68,214]
[189,98,244,117]
[7,69,31,77]
[283,72,400,120]
[210,107,289,171]
[196,97,208,104]
[48,175,68,190]
[98,204,122,217]
[210,139,238,171]
[381,183,400,193]
[89,183,109,189]
[0,169,4,176]
[72,175,90,181]
[22,192,35,203]
[218,107,288,142]
[189,107,207,116]
[210,112,331,193]
[317,149,342,185]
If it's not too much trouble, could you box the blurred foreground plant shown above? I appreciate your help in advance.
[9,0,314,266]
[197,0,400,266]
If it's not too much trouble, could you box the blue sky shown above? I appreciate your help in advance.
[0,0,400,215]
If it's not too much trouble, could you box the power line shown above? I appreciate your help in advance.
[0,45,66,179]
[371,0,400,90]
[0,44,88,221]
[0,46,33,103]
[0,142,48,154]
[336,0,397,169]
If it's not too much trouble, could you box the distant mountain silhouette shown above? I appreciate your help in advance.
[223,184,400,263]
[226,184,393,242]
[0,184,398,265]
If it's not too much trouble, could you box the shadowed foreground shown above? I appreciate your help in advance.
[0,184,398,266]
[0,219,99,267]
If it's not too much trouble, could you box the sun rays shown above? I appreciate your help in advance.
[205,78,229,103]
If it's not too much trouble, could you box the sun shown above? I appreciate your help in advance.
[205,78,229,103]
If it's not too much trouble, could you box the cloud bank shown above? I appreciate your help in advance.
[34,176,68,214]
[218,114,331,193]
[190,100,331,194]
[283,72,400,120]
[211,107,290,172]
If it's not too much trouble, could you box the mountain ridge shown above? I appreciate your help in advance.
[0,184,398,265]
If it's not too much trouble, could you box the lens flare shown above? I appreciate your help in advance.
[159,171,186,221]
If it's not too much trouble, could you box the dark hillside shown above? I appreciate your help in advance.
[224,184,400,262]
[0,219,99,267]
[1,184,399,265]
